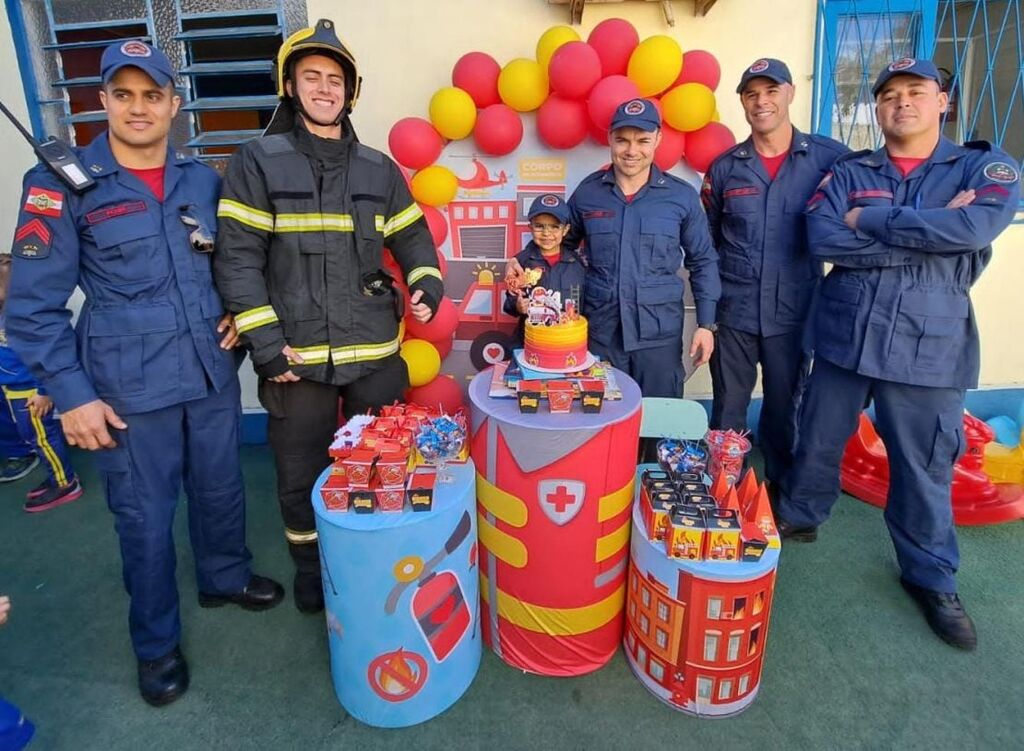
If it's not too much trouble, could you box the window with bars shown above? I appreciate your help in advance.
[814,0,1023,170]
[9,0,306,165]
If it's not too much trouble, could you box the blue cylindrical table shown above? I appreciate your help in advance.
[311,459,481,728]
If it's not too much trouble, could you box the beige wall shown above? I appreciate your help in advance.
[1,0,1020,396]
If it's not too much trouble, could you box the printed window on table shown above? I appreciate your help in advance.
[9,0,307,167]
[814,0,1023,202]
[641,586,651,608]
[657,599,671,623]
[655,628,669,649]
[718,679,733,700]
[696,676,714,703]
[738,673,751,695]
[707,597,723,619]
[639,613,650,635]
[727,631,743,661]
[703,631,720,661]
[649,659,665,682]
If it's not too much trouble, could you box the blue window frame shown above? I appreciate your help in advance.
[814,0,1023,164]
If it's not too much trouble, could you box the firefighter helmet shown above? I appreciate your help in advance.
[275,18,362,113]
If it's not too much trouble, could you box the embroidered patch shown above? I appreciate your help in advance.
[85,201,147,225]
[724,186,760,198]
[24,187,64,217]
[120,40,152,58]
[888,57,916,72]
[806,191,826,211]
[540,194,560,207]
[581,210,614,219]
[983,161,1019,184]
[848,189,894,200]
[749,59,769,73]
[624,99,646,115]
[13,218,52,259]
[975,184,1011,199]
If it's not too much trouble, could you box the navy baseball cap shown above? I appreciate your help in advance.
[872,57,943,97]
[736,58,792,93]
[527,194,570,224]
[609,98,661,133]
[101,40,175,87]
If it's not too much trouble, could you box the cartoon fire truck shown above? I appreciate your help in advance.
[454,266,519,371]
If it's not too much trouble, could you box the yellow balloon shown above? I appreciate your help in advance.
[712,109,721,122]
[411,165,458,207]
[536,25,580,70]
[661,82,716,132]
[627,35,683,96]
[498,58,549,112]
[400,338,441,387]
[428,86,477,140]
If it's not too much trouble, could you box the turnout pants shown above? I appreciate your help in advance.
[95,379,252,660]
[258,355,409,575]
[2,383,74,486]
[777,357,965,592]
[709,326,808,485]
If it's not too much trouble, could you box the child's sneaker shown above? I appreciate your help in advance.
[24,476,83,513]
[0,455,39,483]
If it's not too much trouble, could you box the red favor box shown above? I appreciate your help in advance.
[372,478,406,513]
[408,470,437,512]
[376,450,410,488]
[546,380,574,414]
[343,448,377,488]
[579,379,605,413]
[320,473,350,512]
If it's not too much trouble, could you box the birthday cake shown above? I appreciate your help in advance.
[524,316,589,370]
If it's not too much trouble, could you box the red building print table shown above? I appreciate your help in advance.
[468,367,643,676]
[624,468,780,717]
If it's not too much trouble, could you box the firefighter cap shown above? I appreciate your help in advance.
[101,40,175,88]
[871,57,943,97]
[527,194,571,224]
[275,18,362,110]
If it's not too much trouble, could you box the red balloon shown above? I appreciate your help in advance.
[433,335,453,360]
[435,249,448,277]
[406,374,465,415]
[648,97,664,122]
[537,95,589,150]
[405,295,459,342]
[654,125,687,171]
[674,49,722,92]
[382,248,402,280]
[587,75,641,132]
[587,18,640,78]
[589,121,609,146]
[548,42,602,100]
[684,121,737,173]
[452,51,502,108]
[420,203,448,247]
[473,103,524,156]
[388,118,443,171]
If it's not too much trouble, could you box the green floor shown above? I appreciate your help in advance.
[1,444,1022,750]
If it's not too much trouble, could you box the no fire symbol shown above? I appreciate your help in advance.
[368,647,429,702]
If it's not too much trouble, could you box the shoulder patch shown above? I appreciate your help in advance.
[13,218,52,259]
[983,161,1019,184]
[24,186,64,217]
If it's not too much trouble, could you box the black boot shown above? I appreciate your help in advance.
[294,571,324,614]
[901,579,977,651]
[137,646,189,707]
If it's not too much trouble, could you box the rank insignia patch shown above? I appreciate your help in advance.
[24,187,64,217]
[13,218,52,259]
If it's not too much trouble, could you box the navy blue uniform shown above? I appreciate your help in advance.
[778,138,1020,592]
[502,240,586,345]
[6,133,253,660]
[702,130,849,484]
[566,165,720,397]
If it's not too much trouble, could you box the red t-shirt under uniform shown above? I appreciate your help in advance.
[125,165,166,202]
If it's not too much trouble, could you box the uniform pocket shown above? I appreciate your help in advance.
[582,216,619,268]
[927,408,965,473]
[891,290,969,372]
[637,280,684,340]
[88,211,167,283]
[815,279,862,347]
[86,303,178,397]
[721,193,758,246]
[640,217,681,275]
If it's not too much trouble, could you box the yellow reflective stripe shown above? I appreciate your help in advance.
[285,527,318,544]
[476,474,527,528]
[598,480,634,522]
[478,514,528,568]
[218,199,274,232]
[374,214,385,233]
[2,388,39,400]
[289,344,330,365]
[406,266,443,285]
[480,573,625,636]
[595,519,631,562]
[330,335,400,366]
[274,213,354,233]
[234,305,279,334]
[30,410,67,486]
[383,203,423,237]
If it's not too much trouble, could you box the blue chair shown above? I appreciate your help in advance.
[639,397,708,441]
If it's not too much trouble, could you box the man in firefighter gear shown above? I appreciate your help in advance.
[6,41,284,707]
[214,19,443,613]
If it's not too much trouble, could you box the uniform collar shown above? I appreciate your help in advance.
[81,132,192,178]
[523,240,577,264]
[734,126,808,159]
[599,163,672,190]
[857,136,965,170]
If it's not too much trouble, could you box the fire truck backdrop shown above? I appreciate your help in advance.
[386,19,737,413]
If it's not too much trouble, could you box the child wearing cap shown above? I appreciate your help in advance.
[0,253,82,512]
[503,194,587,346]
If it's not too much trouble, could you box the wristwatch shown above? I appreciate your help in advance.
[698,323,719,334]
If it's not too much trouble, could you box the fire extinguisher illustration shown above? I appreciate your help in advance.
[385,511,473,662]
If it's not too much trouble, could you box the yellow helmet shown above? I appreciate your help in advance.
[275,18,361,113]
